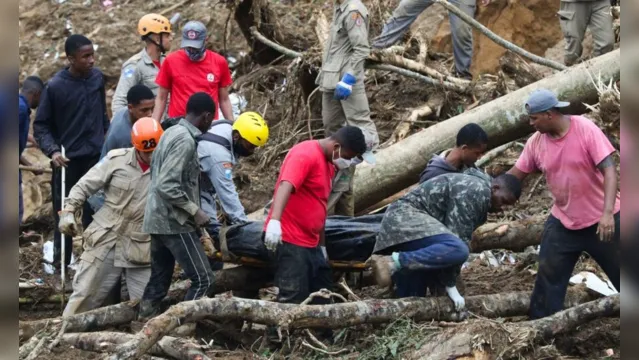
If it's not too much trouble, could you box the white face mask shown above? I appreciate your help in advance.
[332,146,353,170]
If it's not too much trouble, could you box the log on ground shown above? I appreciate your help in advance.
[107,286,595,360]
[469,215,546,252]
[62,332,210,360]
[352,49,620,213]
[409,294,619,360]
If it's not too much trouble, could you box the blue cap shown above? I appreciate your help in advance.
[181,21,207,49]
[524,89,570,114]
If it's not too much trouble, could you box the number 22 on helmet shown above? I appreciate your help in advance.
[132,117,164,152]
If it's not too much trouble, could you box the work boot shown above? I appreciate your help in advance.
[138,300,162,321]
[370,255,397,288]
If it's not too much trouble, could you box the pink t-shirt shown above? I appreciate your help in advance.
[515,115,620,230]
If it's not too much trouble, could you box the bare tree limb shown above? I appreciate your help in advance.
[107,287,595,360]
[249,26,470,92]
[433,0,567,71]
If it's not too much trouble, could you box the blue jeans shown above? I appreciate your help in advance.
[390,234,469,297]
[529,213,620,319]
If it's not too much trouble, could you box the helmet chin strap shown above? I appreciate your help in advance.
[145,34,166,54]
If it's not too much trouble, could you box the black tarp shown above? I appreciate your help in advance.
[214,214,384,262]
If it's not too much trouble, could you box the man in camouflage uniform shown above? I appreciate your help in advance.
[111,14,173,115]
[558,0,614,66]
[317,0,379,217]
[138,93,217,319]
[370,171,521,310]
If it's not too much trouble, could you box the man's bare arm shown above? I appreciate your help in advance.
[218,87,234,121]
[597,155,618,216]
[270,181,294,221]
[507,166,530,182]
[152,86,170,121]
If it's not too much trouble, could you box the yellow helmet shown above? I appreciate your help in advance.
[138,14,172,36]
[233,112,269,147]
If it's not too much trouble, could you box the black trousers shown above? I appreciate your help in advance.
[142,232,215,304]
[51,155,100,268]
[275,242,333,304]
[529,212,620,319]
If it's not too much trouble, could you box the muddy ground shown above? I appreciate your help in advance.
[18,0,619,358]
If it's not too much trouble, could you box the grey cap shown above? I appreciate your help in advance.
[525,89,570,114]
[181,21,207,49]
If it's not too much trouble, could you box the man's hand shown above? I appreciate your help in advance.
[194,209,211,227]
[51,152,70,168]
[334,73,356,100]
[58,211,78,236]
[264,219,282,252]
[597,212,615,242]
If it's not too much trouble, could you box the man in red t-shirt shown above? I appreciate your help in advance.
[508,89,620,319]
[263,126,367,305]
[152,20,234,121]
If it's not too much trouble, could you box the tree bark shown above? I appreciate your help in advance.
[409,294,619,360]
[107,287,594,360]
[62,332,210,360]
[352,49,620,212]
[469,215,546,252]
[499,51,543,89]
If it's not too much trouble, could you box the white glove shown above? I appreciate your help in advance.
[320,246,328,260]
[446,285,466,312]
[264,219,282,252]
[58,210,78,236]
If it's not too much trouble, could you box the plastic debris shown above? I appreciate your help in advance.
[42,240,77,274]
[569,271,618,296]
[170,13,181,25]
[229,93,248,120]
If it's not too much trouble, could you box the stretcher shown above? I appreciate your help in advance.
[210,214,384,271]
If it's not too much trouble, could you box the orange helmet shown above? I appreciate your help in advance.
[138,14,172,36]
[131,117,163,152]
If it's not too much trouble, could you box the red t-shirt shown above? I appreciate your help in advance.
[515,115,620,230]
[155,49,232,120]
[152,60,161,69]
[138,159,150,172]
[264,141,335,248]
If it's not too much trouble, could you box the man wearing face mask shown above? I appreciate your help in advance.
[152,20,234,122]
[263,126,367,306]
[138,92,217,319]
[198,111,270,240]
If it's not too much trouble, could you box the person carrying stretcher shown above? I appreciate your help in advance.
[370,171,521,311]
[58,117,163,316]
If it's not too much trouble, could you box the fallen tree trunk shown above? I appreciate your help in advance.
[409,294,619,360]
[499,51,543,89]
[107,287,594,360]
[62,332,210,360]
[353,49,620,212]
[470,215,546,252]
[19,266,273,342]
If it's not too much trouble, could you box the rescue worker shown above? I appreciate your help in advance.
[263,126,367,305]
[317,0,379,216]
[139,92,217,319]
[507,89,619,319]
[419,123,488,183]
[34,34,110,270]
[557,0,614,66]
[58,117,163,316]
[198,111,269,240]
[111,14,172,115]
[370,172,521,310]
[19,76,45,224]
[152,21,234,121]
[372,0,491,79]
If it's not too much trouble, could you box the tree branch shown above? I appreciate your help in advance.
[433,0,567,71]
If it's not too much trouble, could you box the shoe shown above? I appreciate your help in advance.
[370,255,395,288]
[138,300,162,321]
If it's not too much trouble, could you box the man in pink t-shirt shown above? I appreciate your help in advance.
[508,89,620,319]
